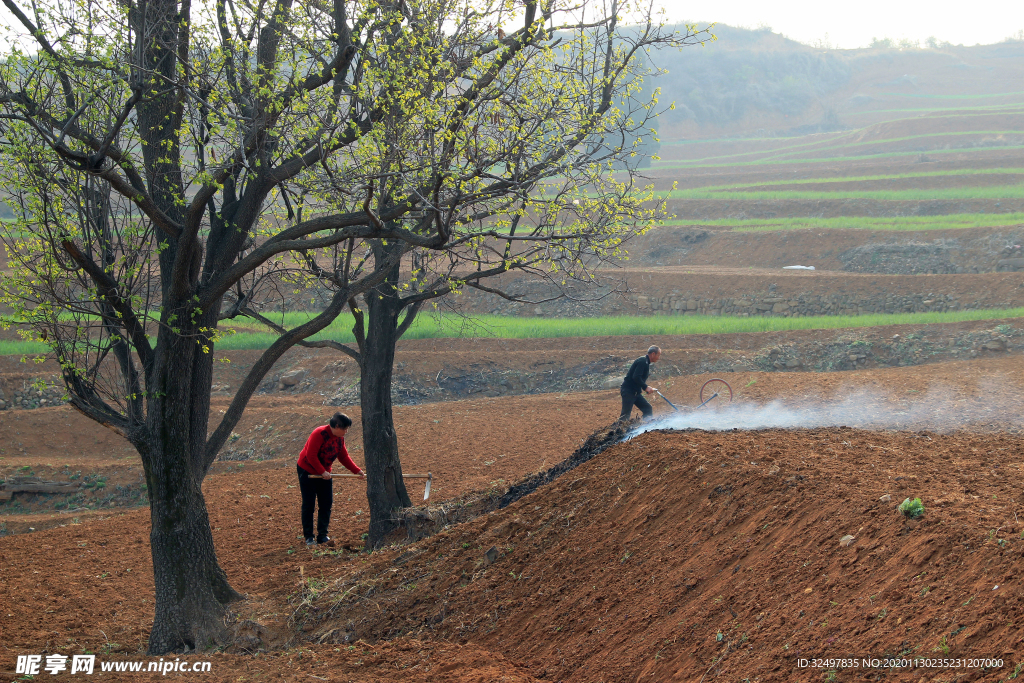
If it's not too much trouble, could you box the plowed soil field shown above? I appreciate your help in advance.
[3,355,1024,682]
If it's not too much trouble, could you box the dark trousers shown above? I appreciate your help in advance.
[620,388,653,420]
[297,466,333,541]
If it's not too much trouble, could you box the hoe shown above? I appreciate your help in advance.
[309,472,433,500]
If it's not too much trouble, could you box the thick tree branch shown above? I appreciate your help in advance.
[396,299,423,338]
[231,303,359,358]
[203,287,352,472]
[200,200,453,308]
[61,239,155,372]
[62,369,133,439]
[348,296,366,357]
[202,246,404,471]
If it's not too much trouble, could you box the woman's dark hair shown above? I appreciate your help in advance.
[329,413,353,429]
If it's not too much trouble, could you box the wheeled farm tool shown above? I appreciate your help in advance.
[655,378,733,412]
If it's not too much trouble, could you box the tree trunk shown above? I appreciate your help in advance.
[142,318,242,653]
[144,445,241,653]
[360,243,412,547]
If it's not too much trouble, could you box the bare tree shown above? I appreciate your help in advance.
[0,0,709,653]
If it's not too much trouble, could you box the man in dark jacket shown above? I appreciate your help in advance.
[619,345,661,421]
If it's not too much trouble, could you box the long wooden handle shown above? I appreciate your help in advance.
[308,472,431,479]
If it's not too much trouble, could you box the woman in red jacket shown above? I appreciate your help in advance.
[296,413,364,547]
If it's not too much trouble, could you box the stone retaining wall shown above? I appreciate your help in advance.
[0,381,66,411]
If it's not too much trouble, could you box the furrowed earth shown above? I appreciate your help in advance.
[2,351,1024,682]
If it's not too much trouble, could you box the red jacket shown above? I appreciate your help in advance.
[297,425,362,476]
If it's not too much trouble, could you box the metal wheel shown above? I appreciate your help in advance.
[699,378,733,408]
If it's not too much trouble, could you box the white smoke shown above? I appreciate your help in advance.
[627,383,1019,438]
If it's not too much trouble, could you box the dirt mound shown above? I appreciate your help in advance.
[394,421,631,544]
[293,426,1024,682]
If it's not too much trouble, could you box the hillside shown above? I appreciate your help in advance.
[648,25,1024,142]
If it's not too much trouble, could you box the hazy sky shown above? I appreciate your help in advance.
[662,0,1024,49]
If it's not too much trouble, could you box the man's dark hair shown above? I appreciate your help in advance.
[330,413,353,429]
[647,345,661,356]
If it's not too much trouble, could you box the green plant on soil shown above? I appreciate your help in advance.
[899,498,926,519]
[82,475,107,490]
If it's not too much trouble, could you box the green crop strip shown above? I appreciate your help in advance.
[657,212,1024,232]
[678,168,1024,192]
[644,168,1024,198]
[5,307,1024,355]
[658,104,1024,147]
[0,340,55,355]
[26,309,1024,355]
[160,307,1024,347]
[649,145,1024,172]
[656,184,1024,202]
[745,131,1024,165]
[657,106,1024,167]
[656,130,1024,170]
[894,91,1024,100]
[847,103,1024,116]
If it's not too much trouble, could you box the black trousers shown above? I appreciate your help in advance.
[620,388,653,420]
[297,465,333,540]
